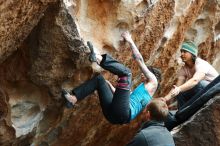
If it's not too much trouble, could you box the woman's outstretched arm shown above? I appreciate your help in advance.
[121,31,158,86]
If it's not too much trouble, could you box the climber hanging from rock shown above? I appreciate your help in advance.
[61,31,162,124]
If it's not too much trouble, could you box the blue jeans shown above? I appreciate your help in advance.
[176,80,209,110]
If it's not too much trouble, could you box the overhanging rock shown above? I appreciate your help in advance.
[173,95,220,146]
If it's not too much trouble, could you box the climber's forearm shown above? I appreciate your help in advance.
[128,41,144,62]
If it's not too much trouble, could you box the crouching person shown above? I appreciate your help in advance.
[127,98,175,146]
[165,41,219,109]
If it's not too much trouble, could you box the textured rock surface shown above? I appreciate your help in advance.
[28,3,90,96]
[0,0,220,145]
[0,0,57,64]
[173,95,220,146]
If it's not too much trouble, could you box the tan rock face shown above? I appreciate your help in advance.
[28,3,90,96]
[0,0,57,64]
[0,0,220,146]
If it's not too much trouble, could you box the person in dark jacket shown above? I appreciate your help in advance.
[127,98,175,146]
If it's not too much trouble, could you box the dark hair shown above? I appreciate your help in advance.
[147,66,162,91]
[147,99,168,121]
[181,49,197,64]
[192,54,197,64]
[147,66,162,81]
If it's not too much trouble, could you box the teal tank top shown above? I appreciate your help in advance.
[129,83,152,120]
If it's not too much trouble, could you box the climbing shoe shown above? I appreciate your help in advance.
[87,41,97,62]
[61,89,74,109]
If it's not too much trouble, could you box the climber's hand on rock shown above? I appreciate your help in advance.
[121,31,133,43]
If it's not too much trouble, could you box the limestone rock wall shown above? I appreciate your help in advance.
[174,95,220,146]
[28,3,90,96]
[0,0,57,64]
[0,0,220,146]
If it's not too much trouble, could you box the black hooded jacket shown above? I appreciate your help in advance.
[127,121,175,146]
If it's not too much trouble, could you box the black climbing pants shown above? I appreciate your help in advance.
[72,54,132,124]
